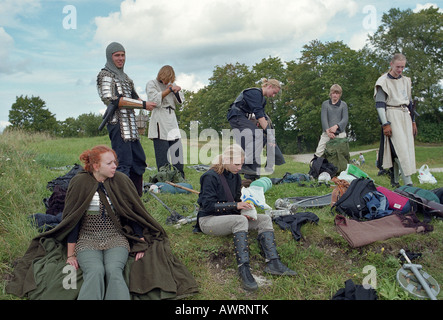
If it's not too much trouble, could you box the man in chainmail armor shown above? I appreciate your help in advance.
[97,42,156,196]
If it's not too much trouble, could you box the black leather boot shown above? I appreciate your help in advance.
[258,231,297,276]
[233,232,258,291]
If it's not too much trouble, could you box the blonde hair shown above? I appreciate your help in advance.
[389,53,407,73]
[211,144,245,174]
[391,53,407,64]
[261,78,281,89]
[157,65,176,84]
[329,84,342,95]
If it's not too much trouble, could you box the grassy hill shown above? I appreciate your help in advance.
[1,130,442,300]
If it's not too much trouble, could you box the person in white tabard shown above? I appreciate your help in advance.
[374,53,417,187]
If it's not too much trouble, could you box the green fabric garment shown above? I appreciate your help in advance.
[6,171,198,300]
[324,137,350,174]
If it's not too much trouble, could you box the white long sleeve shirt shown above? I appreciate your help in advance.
[146,79,184,140]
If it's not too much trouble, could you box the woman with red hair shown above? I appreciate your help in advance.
[6,145,198,300]
[65,145,144,299]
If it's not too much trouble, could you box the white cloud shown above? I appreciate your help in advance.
[0,0,41,28]
[413,3,442,13]
[177,73,206,92]
[93,0,359,71]
[0,121,11,133]
[349,31,372,51]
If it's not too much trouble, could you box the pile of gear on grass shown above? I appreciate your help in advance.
[270,137,442,300]
[260,138,442,246]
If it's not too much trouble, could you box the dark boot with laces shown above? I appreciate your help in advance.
[257,231,297,276]
[233,232,258,291]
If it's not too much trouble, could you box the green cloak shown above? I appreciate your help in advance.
[6,171,198,300]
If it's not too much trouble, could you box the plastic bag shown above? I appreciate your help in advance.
[318,172,331,183]
[418,164,437,184]
[241,186,271,210]
[347,164,369,179]
[241,207,258,220]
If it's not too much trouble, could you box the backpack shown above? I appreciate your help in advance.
[309,156,338,179]
[331,177,377,220]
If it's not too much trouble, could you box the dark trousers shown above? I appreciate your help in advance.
[108,123,147,196]
[229,115,264,174]
[153,138,185,177]
[229,116,285,174]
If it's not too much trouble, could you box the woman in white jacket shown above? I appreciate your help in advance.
[146,65,185,178]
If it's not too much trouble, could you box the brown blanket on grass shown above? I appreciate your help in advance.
[334,212,433,248]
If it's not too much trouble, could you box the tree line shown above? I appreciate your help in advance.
[7,7,442,153]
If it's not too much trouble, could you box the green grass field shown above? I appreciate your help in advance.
[1,129,442,300]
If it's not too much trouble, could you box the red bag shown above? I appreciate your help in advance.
[376,186,411,213]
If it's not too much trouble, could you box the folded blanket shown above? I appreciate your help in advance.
[334,213,432,248]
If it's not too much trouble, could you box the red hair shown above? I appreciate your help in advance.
[79,145,118,173]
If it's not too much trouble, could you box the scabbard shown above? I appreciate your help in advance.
[98,100,118,131]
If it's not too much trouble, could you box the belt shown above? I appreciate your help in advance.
[230,105,255,120]
[165,106,174,114]
[387,104,408,108]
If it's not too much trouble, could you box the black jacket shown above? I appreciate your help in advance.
[197,169,242,219]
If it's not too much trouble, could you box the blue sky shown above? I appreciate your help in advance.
[0,0,440,132]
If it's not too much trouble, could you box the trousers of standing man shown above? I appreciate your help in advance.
[315,132,347,158]
[153,138,185,178]
[107,123,147,196]
[229,114,266,175]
